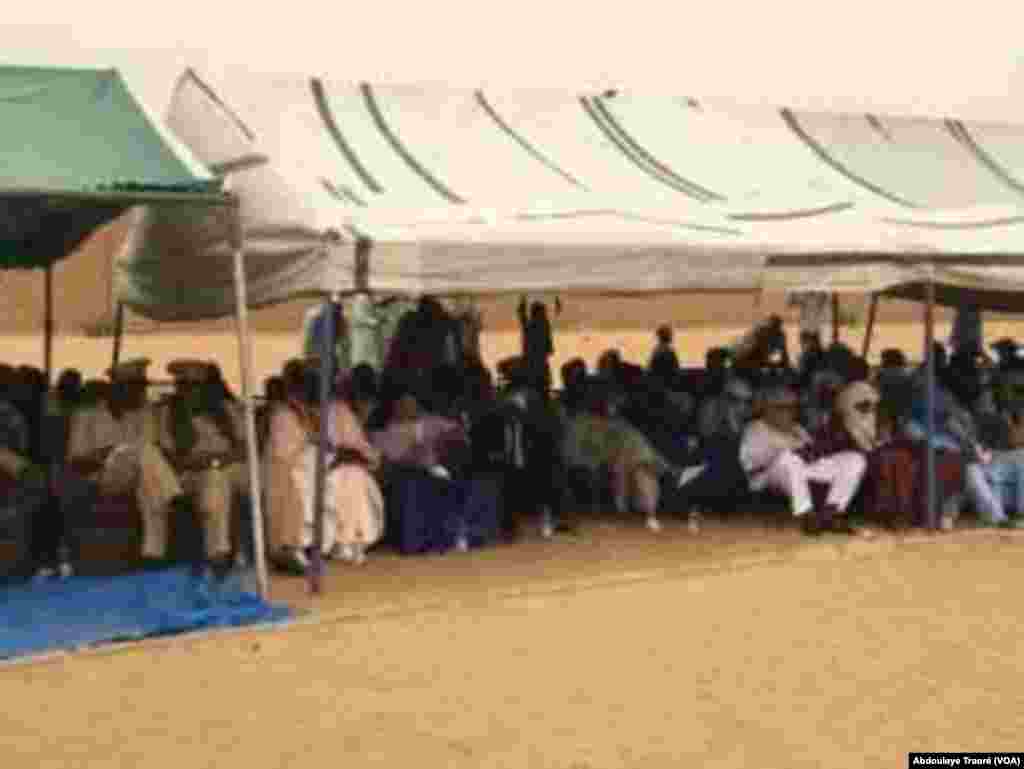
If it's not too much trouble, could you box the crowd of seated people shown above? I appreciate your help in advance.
[1,357,252,580]
[6,297,1024,585]
[672,329,1024,535]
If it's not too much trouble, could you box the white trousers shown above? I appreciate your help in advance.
[750,450,867,516]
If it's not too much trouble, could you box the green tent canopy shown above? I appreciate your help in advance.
[0,66,223,269]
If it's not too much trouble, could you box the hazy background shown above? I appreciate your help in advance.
[4,1,1024,120]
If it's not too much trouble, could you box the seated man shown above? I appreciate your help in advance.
[157,360,251,573]
[648,325,681,387]
[739,383,867,535]
[0,375,49,579]
[562,384,683,532]
[472,382,571,540]
[64,359,188,569]
[671,378,755,520]
[968,407,1024,529]
[697,377,753,446]
[903,371,1020,529]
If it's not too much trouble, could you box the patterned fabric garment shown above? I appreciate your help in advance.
[562,414,624,472]
[563,414,673,476]
[371,416,467,470]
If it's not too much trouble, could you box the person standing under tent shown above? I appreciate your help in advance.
[376,297,418,373]
[518,295,560,396]
[648,325,681,387]
[302,301,351,372]
[451,297,484,371]
[731,315,790,375]
[787,291,832,340]
[949,304,984,359]
[385,296,461,388]
[347,293,383,371]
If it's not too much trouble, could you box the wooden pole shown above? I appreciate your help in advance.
[924,268,937,530]
[43,265,54,383]
[831,293,840,345]
[862,293,879,360]
[110,302,125,371]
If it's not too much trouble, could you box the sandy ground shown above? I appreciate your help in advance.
[5,318,1024,393]
[3,524,1023,769]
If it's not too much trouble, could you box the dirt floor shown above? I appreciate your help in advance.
[3,522,1023,769]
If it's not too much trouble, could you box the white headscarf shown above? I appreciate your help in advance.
[837,381,880,452]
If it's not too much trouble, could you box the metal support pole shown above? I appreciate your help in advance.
[924,267,937,530]
[310,295,337,595]
[862,293,879,360]
[831,293,840,345]
[230,207,270,599]
[43,264,54,383]
[111,302,125,371]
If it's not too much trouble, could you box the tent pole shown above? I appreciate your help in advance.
[310,294,337,595]
[111,303,125,371]
[862,293,879,360]
[924,265,937,530]
[43,264,54,383]
[831,293,840,345]
[230,207,270,599]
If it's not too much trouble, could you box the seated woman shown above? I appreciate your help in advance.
[263,362,346,571]
[308,373,385,565]
[731,315,790,374]
[370,389,498,554]
[372,389,470,479]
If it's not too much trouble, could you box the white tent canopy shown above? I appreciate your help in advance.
[117,68,1024,318]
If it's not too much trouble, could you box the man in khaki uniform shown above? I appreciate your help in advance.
[65,358,187,565]
[63,360,186,565]
[157,360,250,569]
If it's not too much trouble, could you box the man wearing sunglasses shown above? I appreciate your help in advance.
[740,383,868,535]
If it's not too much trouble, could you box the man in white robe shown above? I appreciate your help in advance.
[740,384,867,534]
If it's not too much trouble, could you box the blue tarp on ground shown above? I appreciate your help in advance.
[0,567,291,661]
